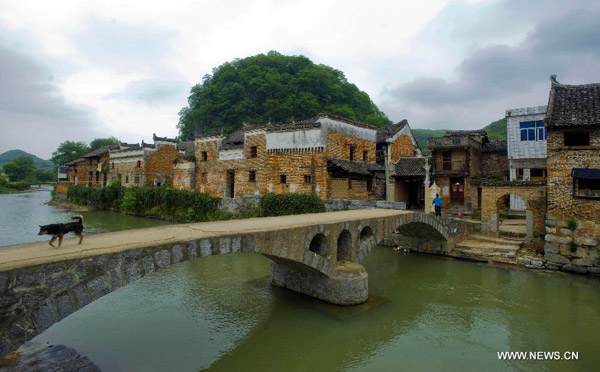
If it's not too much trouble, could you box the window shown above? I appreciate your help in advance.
[367,177,373,192]
[280,174,287,184]
[348,178,353,189]
[250,146,257,158]
[125,176,129,184]
[363,150,368,161]
[520,120,546,141]
[137,160,141,168]
[249,170,256,182]
[201,172,207,184]
[530,168,546,179]
[202,151,208,161]
[304,175,312,184]
[349,146,356,161]
[134,176,140,185]
[515,168,524,180]
[574,178,600,198]
[112,163,114,169]
[89,159,93,165]
[564,131,590,146]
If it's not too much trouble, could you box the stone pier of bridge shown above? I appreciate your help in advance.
[0,210,477,357]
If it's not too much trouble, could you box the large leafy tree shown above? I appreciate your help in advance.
[89,137,120,151]
[2,156,36,181]
[51,141,90,167]
[177,51,392,139]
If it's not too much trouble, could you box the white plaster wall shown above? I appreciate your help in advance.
[219,149,245,160]
[506,106,547,160]
[266,129,324,150]
[319,118,376,142]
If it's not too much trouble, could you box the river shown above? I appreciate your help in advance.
[0,188,172,246]
[33,249,600,371]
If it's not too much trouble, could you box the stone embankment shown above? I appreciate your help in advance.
[0,341,99,371]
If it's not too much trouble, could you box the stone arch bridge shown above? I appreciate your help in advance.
[0,210,476,357]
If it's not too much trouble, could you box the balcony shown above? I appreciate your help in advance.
[433,159,468,175]
[428,136,481,150]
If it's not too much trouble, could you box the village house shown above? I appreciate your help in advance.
[65,145,121,187]
[505,105,548,210]
[194,113,420,200]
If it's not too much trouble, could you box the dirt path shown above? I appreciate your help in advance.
[0,209,411,271]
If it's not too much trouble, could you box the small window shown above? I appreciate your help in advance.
[112,163,114,169]
[530,168,546,178]
[304,175,312,184]
[249,170,256,182]
[348,178,353,189]
[349,146,356,161]
[564,131,590,146]
[520,121,545,141]
[574,178,600,199]
[125,176,129,184]
[137,160,141,168]
[250,146,257,158]
[280,174,287,184]
[201,172,208,184]
[134,176,140,184]
[363,150,368,161]
[516,168,524,180]
[202,151,208,161]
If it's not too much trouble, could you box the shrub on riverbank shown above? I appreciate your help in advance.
[260,192,325,217]
[0,178,30,193]
[67,183,221,222]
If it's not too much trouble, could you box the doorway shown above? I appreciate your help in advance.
[225,170,235,198]
[450,178,464,205]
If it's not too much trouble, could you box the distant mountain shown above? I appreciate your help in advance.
[0,149,53,169]
[412,118,507,152]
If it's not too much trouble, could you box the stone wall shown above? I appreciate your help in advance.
[479,184,546,237]
[145,143,180,186]
[326,131,376,162]
[173,160,196,191]
[481,151,509,180]
[389,135,416,162]
[546,128,600,224]
[108,155,146,187]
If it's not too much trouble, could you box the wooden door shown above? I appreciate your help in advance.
[450,178,464,205]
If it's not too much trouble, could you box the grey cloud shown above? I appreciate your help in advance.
[108,79,189,105]
[389,8,600,109]
[0,41,98,158]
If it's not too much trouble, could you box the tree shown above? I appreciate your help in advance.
[177,51,392,140]
[2,156,35,181]
[51,141,90,167]
[89,137,120,152]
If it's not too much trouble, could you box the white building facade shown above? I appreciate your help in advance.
[506,105,547,209]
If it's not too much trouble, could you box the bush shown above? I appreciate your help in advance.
[261,192,325,217]
[566,219,578,231]
[471,209,481,220]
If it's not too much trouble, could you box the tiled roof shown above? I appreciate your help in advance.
[444,130,487,137]
[327,158,384,177]
[376,120,408,143]
[64,158,85,166]
[546,75,600,128]
[153,133,178,142]
[82,145,120,158]
[176,141,195,152]
[482,140,507,153]
[219,129,245,150]
[394,157,428,177]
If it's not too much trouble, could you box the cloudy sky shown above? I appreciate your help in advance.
[1,0,599,158]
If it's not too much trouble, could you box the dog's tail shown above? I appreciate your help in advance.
[72,215,84,224]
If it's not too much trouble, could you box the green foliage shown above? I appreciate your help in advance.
[566,219,578,231]
[471,209,482,220]
[260,192,325,217]
[0,178,30,193]
[482,117,507,141]
[411,129,446,151]
[2,156,35,181]
[67,183,221,222]
[51,141,90,168]
[177,51,392,139]
[89,137,120,152]
[0,149,52,169]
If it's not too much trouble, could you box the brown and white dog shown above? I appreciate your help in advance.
[37,216,84,248]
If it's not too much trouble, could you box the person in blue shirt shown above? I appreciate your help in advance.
[433,194,443,217]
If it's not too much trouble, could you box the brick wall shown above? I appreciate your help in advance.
[145,144,180,186]
[108,158,146,187]
[546,128,600,224]
[481,151,509,180]
[326,132,376,162]
[389,135,415,162]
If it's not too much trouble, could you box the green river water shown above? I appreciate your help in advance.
[2,190,600,371]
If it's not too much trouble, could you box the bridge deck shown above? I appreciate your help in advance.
[0,209,412,271]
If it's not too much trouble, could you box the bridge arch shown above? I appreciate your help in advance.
[337,230,352,262]
[309,233,330,258]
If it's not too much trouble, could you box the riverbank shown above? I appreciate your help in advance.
[0,341,99,371]
[47,199,95,212]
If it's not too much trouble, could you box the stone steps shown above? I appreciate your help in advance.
[450,234,524,264]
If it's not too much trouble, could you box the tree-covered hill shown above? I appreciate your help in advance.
[177,51,392,139]
[0,149,52,169]
[482,117,507,141]
[412,118,507,152]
